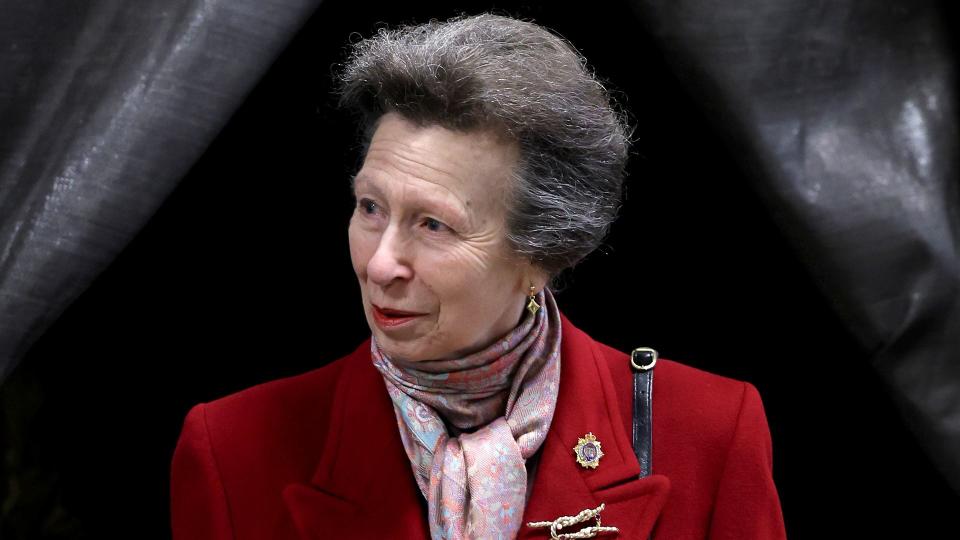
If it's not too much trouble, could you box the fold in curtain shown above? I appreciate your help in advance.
[0,0,323,381]
[3,0,957,501]
[632,0,960,492]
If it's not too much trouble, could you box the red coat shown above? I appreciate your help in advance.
[171,312,786,539]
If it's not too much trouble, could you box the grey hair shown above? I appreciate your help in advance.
[337,13,632,284]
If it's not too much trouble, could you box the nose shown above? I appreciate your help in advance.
[366,227,414,286]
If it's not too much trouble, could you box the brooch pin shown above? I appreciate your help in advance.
[527,502,619,539]
[573,432,604,469]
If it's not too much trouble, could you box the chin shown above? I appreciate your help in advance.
[373,333,417,360]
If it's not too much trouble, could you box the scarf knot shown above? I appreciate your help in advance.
[372,288,562,539]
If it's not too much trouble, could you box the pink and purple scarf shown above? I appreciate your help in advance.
[372,287,562,539]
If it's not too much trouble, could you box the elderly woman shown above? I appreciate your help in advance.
[171,13,786,540]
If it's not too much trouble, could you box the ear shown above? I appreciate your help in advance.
[525,263,551,294]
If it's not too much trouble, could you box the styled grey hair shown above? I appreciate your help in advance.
[337,13,632,283]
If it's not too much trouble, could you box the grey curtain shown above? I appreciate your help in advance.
[1,0,956,511]
[632,0,960,492]
[0,0,323,380]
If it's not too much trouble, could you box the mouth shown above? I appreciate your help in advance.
[371,304,427,329]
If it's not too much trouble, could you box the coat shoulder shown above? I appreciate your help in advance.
[590,339,761,445]
[181,339,371,473]
[575,329,783,537]
[204,347,352,426]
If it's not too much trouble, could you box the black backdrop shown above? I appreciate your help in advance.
[2,1,958,538]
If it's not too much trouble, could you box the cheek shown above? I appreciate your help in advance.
[443,241,498,276]
[429,245,518,304]
[347,220,373,277]
[430,247,488,287]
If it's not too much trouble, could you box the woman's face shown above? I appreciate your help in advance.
[348,112,537,364]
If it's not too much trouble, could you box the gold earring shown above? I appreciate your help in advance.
[526,284,541,316]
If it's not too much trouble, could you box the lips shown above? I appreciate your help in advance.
[371,304,427,329]
[374,305,426,316]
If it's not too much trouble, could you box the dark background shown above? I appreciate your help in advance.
[2,1,958,538]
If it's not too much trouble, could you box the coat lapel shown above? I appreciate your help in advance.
[518,314,671,539]
[281,338,430,539]
[282,312,670,539]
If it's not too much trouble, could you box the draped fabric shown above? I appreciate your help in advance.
[2,2,957,538]
[0,0,324,381]
[372,288,562,540]
[631,0,960,492]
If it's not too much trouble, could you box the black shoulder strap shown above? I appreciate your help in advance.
[631,347,657,479]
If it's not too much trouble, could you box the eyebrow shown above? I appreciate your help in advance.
[352,174,470,229]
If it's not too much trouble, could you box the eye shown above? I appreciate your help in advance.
[422,217,450,233]
[357,198,379,215]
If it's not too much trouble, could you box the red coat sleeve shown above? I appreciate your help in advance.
[707,382,787,539]
[170,404,235,540]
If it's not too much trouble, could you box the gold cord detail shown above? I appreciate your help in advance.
[527,503,619,539]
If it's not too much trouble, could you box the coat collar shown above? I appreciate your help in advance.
[282,312,670,539]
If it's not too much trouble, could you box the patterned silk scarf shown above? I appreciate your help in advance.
[372,288,562,540]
